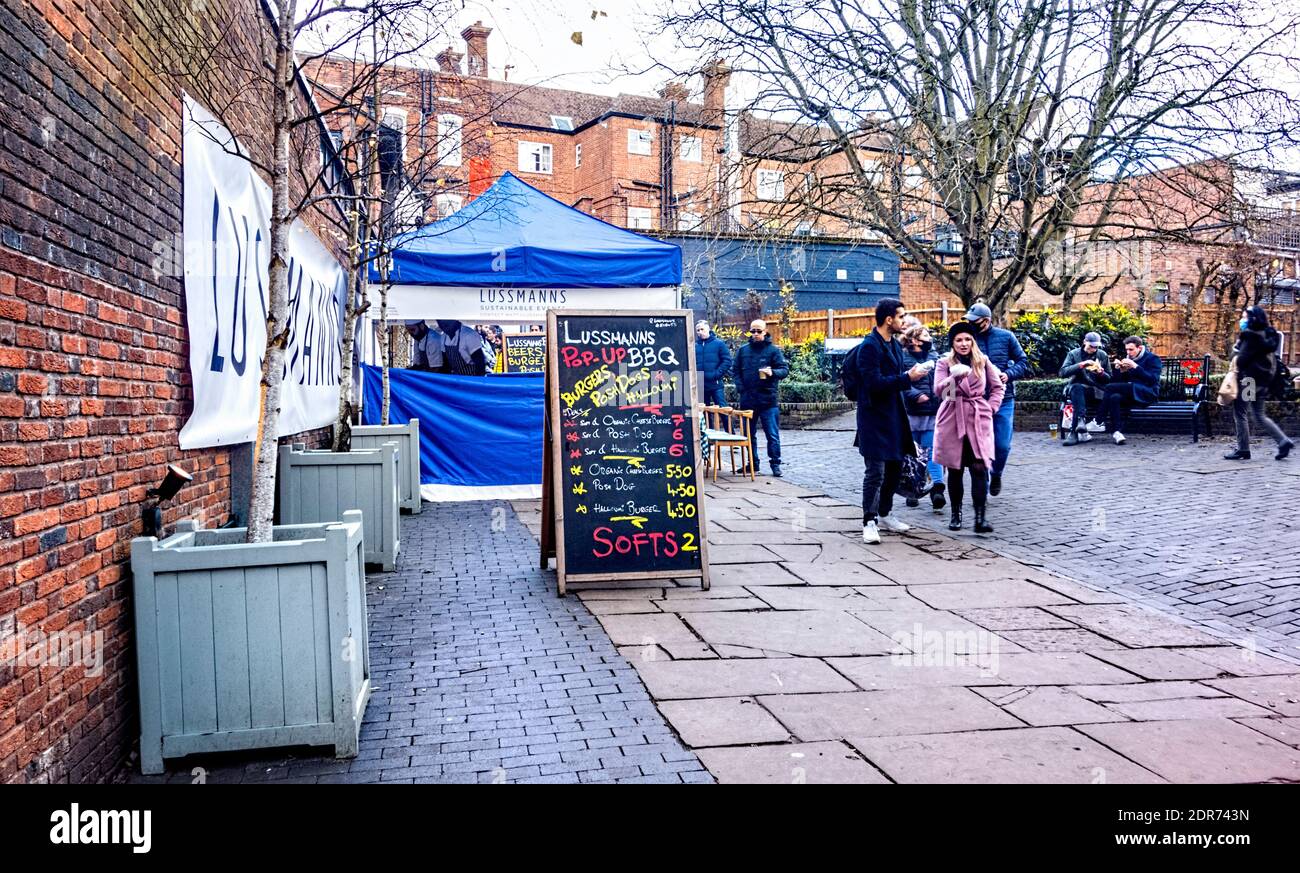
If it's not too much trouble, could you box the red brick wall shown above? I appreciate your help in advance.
[0,0,334,783]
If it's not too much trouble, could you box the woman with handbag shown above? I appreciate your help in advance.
[933,322,1005,532]
[901,323,946,510]
[1224,306,1294,461]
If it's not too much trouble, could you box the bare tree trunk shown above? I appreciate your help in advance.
[380,259,392,425]
[332,204,366,452]
[247,0,297,543]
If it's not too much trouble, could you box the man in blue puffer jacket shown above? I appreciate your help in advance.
[965,303,1030,496]
[694,319,733,407]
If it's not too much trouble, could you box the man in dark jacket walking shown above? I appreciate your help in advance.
[734,319,789,476]
[1059,331,1112,445]
[844,298,928,544]
[694,319,733,407]
[1101,336,1162,444]
[965,303,1030,495]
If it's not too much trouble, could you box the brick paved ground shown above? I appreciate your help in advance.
[781,413,1300,662]
[131,502,709,784]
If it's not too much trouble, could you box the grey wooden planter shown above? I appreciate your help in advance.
[279,442,401,570]
[350,418,421,513]
[130,513,371,775]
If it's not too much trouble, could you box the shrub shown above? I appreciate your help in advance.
[1013,378,1070,401]
[1075,304,1153,358]
[1010,311,1080,377]
[779,381,837,404]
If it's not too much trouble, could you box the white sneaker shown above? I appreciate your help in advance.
[1086,419,1106,433]
[879,515,912,533]
[1113,431,1126,445]
[862,520,881,544]
[1078,431,1093,443]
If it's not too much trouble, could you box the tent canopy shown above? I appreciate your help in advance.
[371,172,682,288]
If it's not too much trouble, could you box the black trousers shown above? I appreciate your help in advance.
[862,459,902,522]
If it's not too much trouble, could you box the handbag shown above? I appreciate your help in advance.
[1217,358,1239,407]
[894,443,932,500]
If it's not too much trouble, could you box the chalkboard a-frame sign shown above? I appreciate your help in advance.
[541,310,710,596]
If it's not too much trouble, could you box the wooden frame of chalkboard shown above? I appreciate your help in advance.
[500,332,547,373]
[542,310,711,596]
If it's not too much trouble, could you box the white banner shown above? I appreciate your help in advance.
[366,284,680,323]
[177,96,345,449]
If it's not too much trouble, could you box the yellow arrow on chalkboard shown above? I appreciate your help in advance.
[610,515,649,529]
[603,455,646,468]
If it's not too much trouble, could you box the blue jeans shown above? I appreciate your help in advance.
[704,384,726,407]
[911,428,944,485]
[993,397,1014,475]
[746,405,781,468]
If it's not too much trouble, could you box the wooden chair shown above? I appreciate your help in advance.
[700,405,754,482]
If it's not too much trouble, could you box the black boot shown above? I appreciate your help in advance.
[948,506,963,530]
[930,482,946,511]
[1224,449,1251,460]
[1278,441,1294,461]
[974,507,994,534]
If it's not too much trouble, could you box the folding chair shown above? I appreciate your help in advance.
[701,405,754,482]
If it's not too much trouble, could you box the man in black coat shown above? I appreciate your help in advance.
[843,298,928,544]
[733,319,789,476]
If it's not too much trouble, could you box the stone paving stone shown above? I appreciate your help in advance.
[596,613,700,646]
[661,587,754,599]
[758,688,1022,740]
[826,655,1003,690]
[633,658,856,699]
[782,562,894,585]
[618,645,672,664]
[909,579,1079,611]
[1102,696,1274,721]
[706,562,806,587]
[1204,675,1300,716]
[696,741,890,784]
[1068,681,1229,703]
[747,586,901,612]
[1047,604,1224,648]
[659,641,719,660]
[975,686,1128,726]
[954,607,1080,631]
[1078,719,1300,783]
[657,697,793,747]
[850,727,1165,784]
[1087,647,1229,681]
[711,645,796,659]
[988,652,1142,686]
[852,608,1023,655]
[584,598,663,615]
[708,544,784,564]
[997,628,1127,652]
[655,596,770,613]
[684,610,899,657]
[1234,717,1300,747]
[1182,646,1300,677]
[577,588,668,601]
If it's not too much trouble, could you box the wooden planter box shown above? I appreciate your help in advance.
[130,513,371,775]
[278,442,401,570]
[350,418,422,514]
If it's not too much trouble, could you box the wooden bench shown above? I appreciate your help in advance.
[1060,354,1214,442]
[701,405,754,482]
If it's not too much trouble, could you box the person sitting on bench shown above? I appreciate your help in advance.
[1101,336,1162,445]
[1060,331,1111,445]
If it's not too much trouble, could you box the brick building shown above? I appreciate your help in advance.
[0,0,344,782]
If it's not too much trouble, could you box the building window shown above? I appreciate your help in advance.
[628,129,653,155]
[575,143,582,168]
[435,193,463,218]
[1178,282,1193,305]
[1152,281,1170,304]
[551,115,573,131]
[627,206,653,229]
[677,211,702,231]
[756,169,785,201]
[679,135,701,162]
[518,141,552,174]
[437,114,462,166]
[795,221,813,235]
[1203,284,1216,305]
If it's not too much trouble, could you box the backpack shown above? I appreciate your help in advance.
[841,341,864,402]
[1269,352,1292,400]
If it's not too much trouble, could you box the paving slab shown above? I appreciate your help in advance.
[955,607,1079,631]
[849,727,1165,784]
[782,562,894,585]
[708,544,783,564]
[1102,696,1274,720]
[1047,604,1224,647]
[656,697,792,747]
[583,598,663,615]
[1087,647,1230,681]
[1204,675,1300,716]
[685,610,899,657]
[974,686,1128,726]
[633,658,856,699]
[853,608,1021,655]
[1182,646,1300,677]
[596,613,700,646]
[1234,717,1300,747]
[997,628,1127,652]
[1078,719,1300,783]
[705,563,806,587]
[748,586,899,612]
[871,556,1041,586]
[696,742,890,784]
[1068,681,1229,703]
[655,596,770,613]
[660,641,718,660]
[758,688,1022,740]
[712,644,796,659]
[827,656,1003,690]
[908,579,1078,610]
[989,653,1142,686]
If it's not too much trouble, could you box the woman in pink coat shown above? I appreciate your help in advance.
[933,321,1005,533]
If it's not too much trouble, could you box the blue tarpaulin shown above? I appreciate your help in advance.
[369,172,682,288]
[361,365,545,502]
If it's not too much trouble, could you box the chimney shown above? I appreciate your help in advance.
[701,59,730,114]
[436,47,463,75]
[659,82,689,102]
[461,21,492,77]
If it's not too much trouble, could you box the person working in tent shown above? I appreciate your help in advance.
[405,320,443,371]
[436,319,488,376]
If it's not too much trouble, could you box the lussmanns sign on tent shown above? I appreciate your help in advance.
[177,95,346,450]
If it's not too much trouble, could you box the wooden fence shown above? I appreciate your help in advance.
[725,303,1300,364]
